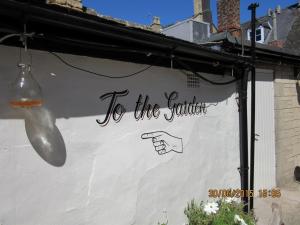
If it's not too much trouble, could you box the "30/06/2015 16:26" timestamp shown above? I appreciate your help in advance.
[208,188,281,198]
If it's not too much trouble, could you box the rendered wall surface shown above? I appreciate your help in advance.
[274,66,300,188]
[0,46,240,225]
[247,69,276,190]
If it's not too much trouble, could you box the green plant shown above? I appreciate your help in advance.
[184,199,256,225]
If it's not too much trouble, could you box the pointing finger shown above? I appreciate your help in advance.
[141,131,166,139]
[141,132,163,139]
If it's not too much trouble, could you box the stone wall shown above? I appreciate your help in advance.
[193,0,212,24]
[47,0,82,10]
[274,66,300,188]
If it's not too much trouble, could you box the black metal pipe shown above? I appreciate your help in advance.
[238,68,249,213]
[248,3,259,211]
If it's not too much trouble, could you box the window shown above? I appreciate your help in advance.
[247,25,265,43]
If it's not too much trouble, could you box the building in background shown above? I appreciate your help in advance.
[241,2,300,52]
[205,0,300,191]
[164,0,300,191]
[163,0,217,44]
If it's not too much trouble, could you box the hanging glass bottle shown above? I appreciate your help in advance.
[9,63,43,108]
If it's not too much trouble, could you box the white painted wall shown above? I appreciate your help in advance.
[248,69,276,191]
[163,20,193,42]
[0,46,240,225]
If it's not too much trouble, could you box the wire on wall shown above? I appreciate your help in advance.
[49,51,154,79]
[1,32,241,84]
[51,51,240,84]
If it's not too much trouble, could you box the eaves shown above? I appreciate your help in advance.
[0,0,248,76]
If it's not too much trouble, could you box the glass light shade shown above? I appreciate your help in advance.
[10,63,43,108]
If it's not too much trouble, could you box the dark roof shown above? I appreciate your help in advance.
[203,3,300,65]
[203,31,300,66]
[285,14,300,55]
[240,3,300,53]
[0,0,248,76]
[241,5,298,42]
[1,0,299,74]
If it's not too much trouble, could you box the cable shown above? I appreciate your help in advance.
[1,33,240,83]
[0,33,154,79]
[174,57,240,85]
[0,33,20,43]
[49,51,154,79]
[51,51,239,84]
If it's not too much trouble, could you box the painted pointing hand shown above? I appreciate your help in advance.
[141,131,183,155]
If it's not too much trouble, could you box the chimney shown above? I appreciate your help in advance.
[268,5,284,48]
[194,0,213,24]
[47,0,83,11]
[151,16,162,33]
[217,0,240,36]
[269,7,280,41]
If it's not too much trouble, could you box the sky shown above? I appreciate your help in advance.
[82,0,297,26]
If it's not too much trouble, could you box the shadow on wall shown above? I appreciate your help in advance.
[0,46,238,166]
[0,46,238,120]
[4,106,67,167]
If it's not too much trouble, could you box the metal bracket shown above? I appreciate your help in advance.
[238,166,249,175]
[235,96,240,112]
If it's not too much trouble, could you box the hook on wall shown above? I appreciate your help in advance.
[170,54,175,69]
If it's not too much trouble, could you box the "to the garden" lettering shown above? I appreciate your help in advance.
[96,89,209,126]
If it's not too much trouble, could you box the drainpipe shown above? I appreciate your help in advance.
[238,68,249,213]
[248,2,259,211]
